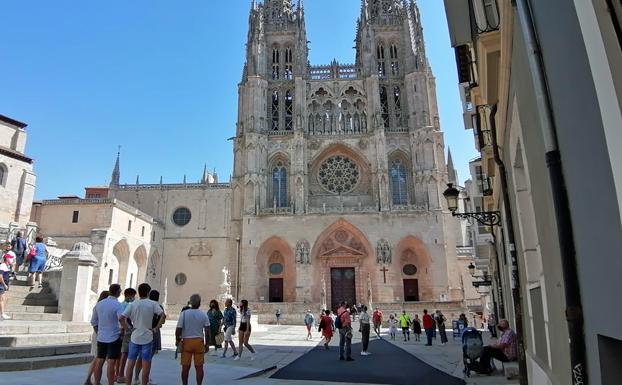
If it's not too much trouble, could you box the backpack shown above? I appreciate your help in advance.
[462,327,484,360]
[334,312,343,329]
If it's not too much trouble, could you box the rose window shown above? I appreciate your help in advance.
[318,155,360,194]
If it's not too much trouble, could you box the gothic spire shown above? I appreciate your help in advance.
[201,163,210,184]
[447,148,458,185]
[110,146,121,187]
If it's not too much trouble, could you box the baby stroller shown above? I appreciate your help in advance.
[462,327,484,377]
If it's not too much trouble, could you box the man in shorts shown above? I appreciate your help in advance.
[90,284,123,385]
[175,294,210,385]
[116,287,136,383]
[221,298,238,358]
[121,283,165,385]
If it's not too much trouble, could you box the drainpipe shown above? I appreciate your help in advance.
[490,104,528,385]
[514,1,588,384]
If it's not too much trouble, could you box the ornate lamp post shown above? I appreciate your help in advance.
[442,183,502,227]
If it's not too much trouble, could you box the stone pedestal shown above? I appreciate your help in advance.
[59,242,98,322]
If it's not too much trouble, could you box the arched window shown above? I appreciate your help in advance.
[272,161,288,208]
[285,90,293,130]
[271,90,280,130]
[272,48,280,80]
[0,164,6,187]
[390,44,399,75]
[377,44,386,77]
[284,47,293,80]
[380,87,390,128]
[390,158,408,205]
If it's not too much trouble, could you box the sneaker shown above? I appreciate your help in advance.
[233,355,240,361]
[250,353,256,361]
[360,351,369,356]
[1,314,10,320]
[220,353,226,358]
[346,357,355,361]
[115,377,126,383]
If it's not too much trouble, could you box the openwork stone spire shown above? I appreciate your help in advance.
[110,147,121,187]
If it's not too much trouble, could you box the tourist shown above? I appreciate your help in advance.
[236,299,256,360]
[337,302,353,361]
[304,309,315,340]
[436,310,448,345]
[0,255,10,320]
[319,309,334,349]
[387,314,398,340]
[221,298,238,358]
[121,283,165,385]
[10,231,27,276]
[459,313,469,327]
[149,290,165,357]
[116,288,136,384]
[422,309,434,346]
[372,307,383,338]
[90,284,123,385]
[27,236,47,288]
[477,319,518,374]
[399,310,411,342]
[487,314,497,338]
[3,243,16,281]
[275,308,281,325]
[207,299,223,354]
[84,290,110,385]
[412,314,422,342]
[350,304,358,321]
[359,305,371,355]
[176,294,210,385]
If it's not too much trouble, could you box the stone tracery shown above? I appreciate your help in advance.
[317,155,360,194]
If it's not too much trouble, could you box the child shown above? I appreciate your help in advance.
[388,314,398,340]
[2,244,16,281]
[412,314,422,342]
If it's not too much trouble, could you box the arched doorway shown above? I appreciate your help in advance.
[132,245,148,288]
[255,236,296,302]
[113,239,130,288]
[394,236,433,301]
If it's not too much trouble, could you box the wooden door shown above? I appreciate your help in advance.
[269,278,284,302]
[331,268,356,311]
[403,279,419,302]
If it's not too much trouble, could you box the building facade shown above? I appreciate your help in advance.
[444,1,622,384]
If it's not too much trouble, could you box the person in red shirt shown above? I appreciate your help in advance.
[372,308,383,338]
[422,309,434,346]
[337,302,353,361]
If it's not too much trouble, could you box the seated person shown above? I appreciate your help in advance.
[477,319,517,374]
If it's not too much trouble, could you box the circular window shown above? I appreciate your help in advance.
[269,263,284,275]
[172,207,191,226]
[403,264,418,276]
[175,273,187,285]
[318,155,360,194]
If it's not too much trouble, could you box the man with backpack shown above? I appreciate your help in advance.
[336,302,353,361]
[11,232,27,276]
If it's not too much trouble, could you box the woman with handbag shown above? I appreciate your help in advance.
[207,299,224,354]
[27,236,47,288]
[235,299,256,360]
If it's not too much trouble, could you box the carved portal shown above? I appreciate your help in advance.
[317,227,366,259]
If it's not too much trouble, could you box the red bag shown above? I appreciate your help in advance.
[26,245,36,260]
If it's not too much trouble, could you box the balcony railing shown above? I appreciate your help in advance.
[470,0,500,34]
[309,61,359,80]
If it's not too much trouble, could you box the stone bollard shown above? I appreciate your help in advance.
[58,242,98,322]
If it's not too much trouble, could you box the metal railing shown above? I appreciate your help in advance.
[471,0,500,34]
[309,61,359,80]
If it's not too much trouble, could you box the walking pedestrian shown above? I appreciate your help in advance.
[350,304,358,321]
[121,283,165,385]
[319,309,334,349]
[399,310,411,341]
[337,302,354,361]
[3,243,16,281]
[359,305,371,355]
[304,309,315,340]
[0,254,11,320]
[90,284,123,385]
[149,290,164,357]
[84,290,110,385]
[10,231,27,276]
[412,314,422,341]
[388,314,398,340]
[236,299,256,360]
[487,314,498,338]
[372,307,383,338]
[459,313,469,327]
[176,294,210,385]
[422,309,434,346]
[27,236,47,288]
[275,308,281,325]
[207,299,223,354]
[116,288,136,384]
[436,310,448,345]
[221,298,238,358]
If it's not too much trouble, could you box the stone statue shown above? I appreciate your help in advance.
[321,275,327,310]
[296,240,310,264]
[376,238,392,264]
[367,272,373,310]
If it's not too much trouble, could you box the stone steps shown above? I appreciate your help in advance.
[6,290,56,300]
[0,352,93,371]
[7,297,58,307]
[3,312,62,321]
[5,304,58,313]
[0,321,91,335]
[0,342,91,359]
[0,332,92,347]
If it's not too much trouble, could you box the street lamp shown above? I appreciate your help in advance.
[467,262,493,288]
[468,262,476,276]
[442,183,503,227]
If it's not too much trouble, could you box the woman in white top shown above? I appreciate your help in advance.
[359,305,371,355]
[236,299,256,360]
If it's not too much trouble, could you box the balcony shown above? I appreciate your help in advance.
[309,60,359,80]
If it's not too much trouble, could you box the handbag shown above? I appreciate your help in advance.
[215,331,225,346]
[26,245,36,261]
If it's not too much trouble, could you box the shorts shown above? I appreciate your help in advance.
[0,285,6,295]
[224,325,235,342]
[16,253,24,266]
[180,338,205,366]
[96,338,122,360]
[28,257,45,273]
[128,341,154,362]
[121,329,133,353]
[239,322,250,332]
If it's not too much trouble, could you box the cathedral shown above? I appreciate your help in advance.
[102,0,466,316]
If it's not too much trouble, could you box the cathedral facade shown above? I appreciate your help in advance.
[109,0,465,313]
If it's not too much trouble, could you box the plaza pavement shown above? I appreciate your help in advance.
[0,322,518,385]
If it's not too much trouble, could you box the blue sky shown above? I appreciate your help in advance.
[0,0,477,199]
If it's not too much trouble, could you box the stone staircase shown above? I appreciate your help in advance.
[0,273,93,371]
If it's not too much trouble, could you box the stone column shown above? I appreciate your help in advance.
[59,242,98,322]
